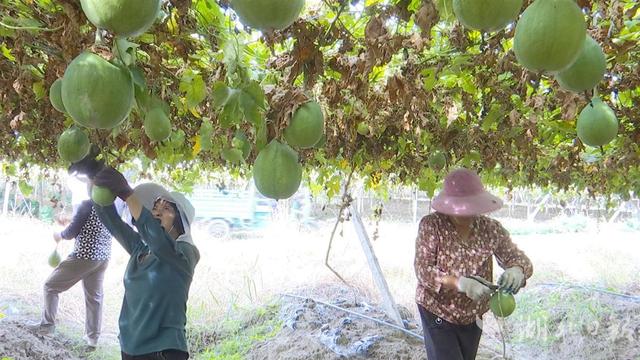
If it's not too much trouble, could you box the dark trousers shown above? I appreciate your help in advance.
[121,350,189,360]
[417,304,482,360]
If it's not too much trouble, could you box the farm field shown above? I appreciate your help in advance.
[1,214,639,359]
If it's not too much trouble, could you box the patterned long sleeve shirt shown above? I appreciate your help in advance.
[414,212,533,325]
[61,200,112,261]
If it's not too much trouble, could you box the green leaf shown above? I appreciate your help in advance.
[255,117,268,152]
[450,55,471,71]
[2,16,44,30]
[198,119,213,152]
[618,90,633,107]
[0,43,16,62]
[369,66,385,83]
[32,81,45,101]
[167,8,180,34]
[170,129,186,149]
[239,90,262,125]
[212,81,230,108]
[130,66,147,90]
[179,71,207,109]
[194,0,223,27]
[244,106,262,126]
[113,37,139,66]
[242,81,266,109]
[481,103,502,132]
[408,0,422,12]
[421,68,437,92]
[222,40,240,76]
[137,33,155,44]
[131,67,149,110]
[3,163,16,177]
[418,168,438,197]
[18,180,33,197]
[326,174,342,199]
[134,86,150,111]
[434,0,455,22]
[0,24,15,37]
[497,72,513,82]
[461,150,482,167]
[219,90,241,128]
[189,76,207,108]
[459,73,476,94]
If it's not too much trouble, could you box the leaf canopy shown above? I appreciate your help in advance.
[0,0,639,198]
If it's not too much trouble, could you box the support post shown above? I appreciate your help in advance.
[412,187,418,224]
[527,193,550,222]
[2,180,10,216]
[349,204,405,328]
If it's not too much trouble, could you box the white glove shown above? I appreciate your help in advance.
[457,276,492,302]
[498,266,525,294]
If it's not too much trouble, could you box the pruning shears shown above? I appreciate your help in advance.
[470,275,499,291]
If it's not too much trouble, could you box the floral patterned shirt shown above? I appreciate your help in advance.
[414,212,533,325]
[61,200,112,261]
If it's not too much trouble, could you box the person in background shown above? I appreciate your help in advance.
[93,166,199,360]
[414,168,533,360]
[28,151,112,349]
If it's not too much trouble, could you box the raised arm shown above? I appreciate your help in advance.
[94,203,143,255]
[93,167,198,273]
[133,206,198,274]
[58,200,92,240]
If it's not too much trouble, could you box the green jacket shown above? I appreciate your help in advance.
[96,204,200,355]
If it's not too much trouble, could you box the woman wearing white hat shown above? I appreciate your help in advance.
[414,168,533,360]
[93,167,199,360]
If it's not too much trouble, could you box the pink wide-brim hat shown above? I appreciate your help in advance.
[431,168,503,216]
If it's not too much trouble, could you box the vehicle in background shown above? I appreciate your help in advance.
[186,183,277,239]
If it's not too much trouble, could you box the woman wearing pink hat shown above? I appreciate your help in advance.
[414,168,533,360]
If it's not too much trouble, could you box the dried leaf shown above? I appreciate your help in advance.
[509,109,519,126]
[365,17,386,42]
[414,2,438,38]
